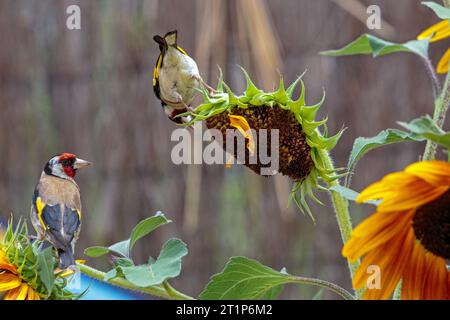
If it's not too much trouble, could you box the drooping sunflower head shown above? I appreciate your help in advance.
[0,219,78,300]
[180,68,344,218]
[343,161,450,300]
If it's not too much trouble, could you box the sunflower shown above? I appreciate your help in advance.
[180,68,343,217]
[0,219,79,300]
[343,161,450,300]
[418,20,450,74]
[0,248,40,300]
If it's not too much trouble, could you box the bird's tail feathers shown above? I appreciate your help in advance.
[164,30,177,46]
[57,247,75,269]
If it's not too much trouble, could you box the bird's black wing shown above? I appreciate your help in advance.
[38,201,80,250]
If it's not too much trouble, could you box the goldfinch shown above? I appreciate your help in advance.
[31,153,91,269]
[153,30,215,124]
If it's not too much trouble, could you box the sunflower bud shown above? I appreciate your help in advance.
[182,68,344,218]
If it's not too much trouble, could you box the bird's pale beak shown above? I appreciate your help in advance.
[74,158,92,169]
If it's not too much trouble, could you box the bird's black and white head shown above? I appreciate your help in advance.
[153,30,178,51]
[44,153,91,180]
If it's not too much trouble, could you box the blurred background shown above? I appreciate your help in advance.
[0,0,447,299]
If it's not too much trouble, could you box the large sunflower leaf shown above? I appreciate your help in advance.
[199,257,354,300]
[398,115,450,149]
[320,34,430,59]
[199,257,288,300]
[347,129,424,177]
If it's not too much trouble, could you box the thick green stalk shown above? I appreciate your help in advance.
[77,263,195,300]
[423,74,450,160]
[318,150,360,285]
[426,0,450,159]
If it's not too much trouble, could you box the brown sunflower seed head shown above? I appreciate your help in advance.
[206,105,314,181]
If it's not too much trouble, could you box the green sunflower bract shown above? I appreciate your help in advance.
[179,68,344,220]
[1,218,79,300]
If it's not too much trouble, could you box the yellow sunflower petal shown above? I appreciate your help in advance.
[405,161,450,186]
[358,227,412,300]
[377,183,448,212]
[0,263,17,274]
[357,167,447,212]
[229,115,255,155]
[417,20,450,43]
[352,246,387,290]
[437,48,450,74]
[343,210,413,262]
[26,287,40,300]
[402,240,426,300]
[3,283,29,300]
[356,172,418,203]
[0,250,8,265]
[422,253,448,300]
[0,273,21,291]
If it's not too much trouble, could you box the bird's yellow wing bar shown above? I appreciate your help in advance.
[153,54,163,86]
[35,197,47,231]
[177,45,187,55]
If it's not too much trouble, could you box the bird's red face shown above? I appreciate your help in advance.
[45,152,92,179]
[58,153,78,178]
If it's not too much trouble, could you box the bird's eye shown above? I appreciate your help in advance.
[61,159,71,166]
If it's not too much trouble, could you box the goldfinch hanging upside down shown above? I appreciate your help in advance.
[153,30,216,124]
[31,153,91,269]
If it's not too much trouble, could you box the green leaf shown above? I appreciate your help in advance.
[108,240,130,257]
[37,247,55,296]
[398,115,450,149]
[329,185,380,206]
[114,257,134,267]
[84,212,171,259]
[422,1,450,19]
[104,269,118,281]
[84,246,111,258]
[199,257,289,300]
[129,212,171,252]
[200,257,354,300]
[120,238,188,287]
[320,34,429,59]
[347,129,424,173]
[255,284,285,300]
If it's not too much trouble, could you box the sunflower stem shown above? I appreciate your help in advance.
[318,149,360,297]
[423,55,450,160]
[290,276,355,300]
[77,263,195,300]
[421,57,441,99]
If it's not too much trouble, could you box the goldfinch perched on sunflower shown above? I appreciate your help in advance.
[343,161,450,300]
[31,153,91,269]
[152,30,216,124]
